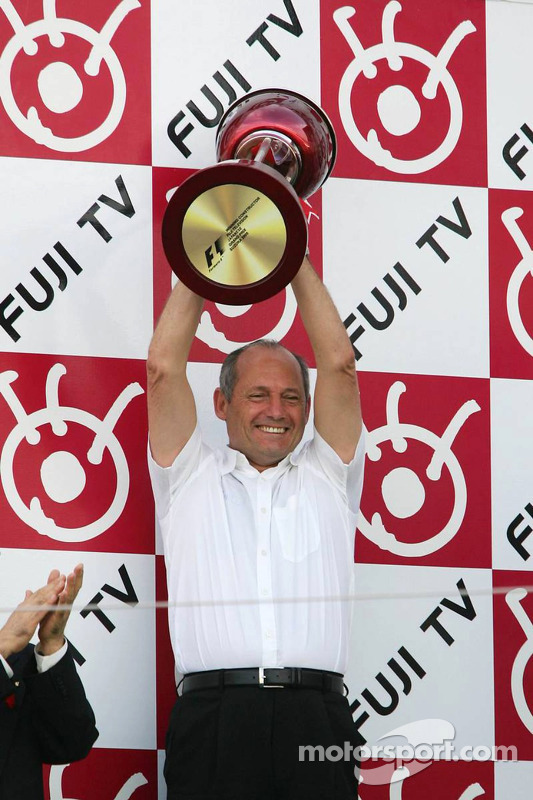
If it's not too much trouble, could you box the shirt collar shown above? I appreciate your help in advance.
[219,446,299,478]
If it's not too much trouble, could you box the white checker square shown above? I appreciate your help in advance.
[151,0,320,168]
[487,0,533,190]
[495,760,533,800]
[322,178,489,378]
[0,158,153,359]
[345,563,494,752]
[491,377,533,570]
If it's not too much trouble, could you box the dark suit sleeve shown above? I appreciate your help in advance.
[23,642,99,764]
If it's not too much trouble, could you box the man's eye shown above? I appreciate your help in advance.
[284,396,300,403]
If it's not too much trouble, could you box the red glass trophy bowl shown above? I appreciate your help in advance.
[161,88,336,305]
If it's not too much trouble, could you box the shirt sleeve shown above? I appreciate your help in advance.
[147,425,210,518]
[0,653,13,679]
[305,426,366,514]
[0,641,68,679]
[34,639,68,673]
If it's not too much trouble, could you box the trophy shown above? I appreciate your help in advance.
[161,88,337,305]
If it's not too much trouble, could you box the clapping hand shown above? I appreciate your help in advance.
[0,573,66,660]
[38,564,84,656]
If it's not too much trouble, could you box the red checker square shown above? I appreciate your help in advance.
[0,0,151,164]
[0,352,154,553]
[356,372,491,568]
[356,758,493,800]
[489,189,533,379]
[156,553,177,750]
[493,570,533,760]
[43,748,158,800]
[320,0,487,187]
[153,166,323,367]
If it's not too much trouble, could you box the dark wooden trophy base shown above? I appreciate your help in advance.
[161,160,308,305]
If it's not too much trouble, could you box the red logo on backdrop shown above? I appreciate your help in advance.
[152,167,323,366]
[490,189,533,379]
[357,759,493,800]
[0,0,150,163]
[494,571,533,760]
[0,353,154,553]
[43,749,157,800]
[356,373,490,568]
[320,0,486,186]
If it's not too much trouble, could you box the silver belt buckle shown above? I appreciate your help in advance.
[258,667,284,688]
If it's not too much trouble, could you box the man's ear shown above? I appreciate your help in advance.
[213,387,228,420]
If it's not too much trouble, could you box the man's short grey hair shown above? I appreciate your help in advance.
[219,339,310,402]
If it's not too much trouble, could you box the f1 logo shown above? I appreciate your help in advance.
[205,234,227,270]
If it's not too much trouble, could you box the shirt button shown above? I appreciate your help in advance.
[261,549,267,557]
[261,588,269,596]
[260,507,267,514]
[265,630,273,639]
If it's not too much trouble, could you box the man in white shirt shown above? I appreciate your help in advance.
[0,565,98,800]
[147,256,364,799]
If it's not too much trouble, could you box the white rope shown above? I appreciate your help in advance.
[0,582,529,616]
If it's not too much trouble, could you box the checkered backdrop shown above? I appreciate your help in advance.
[0,0,532,797]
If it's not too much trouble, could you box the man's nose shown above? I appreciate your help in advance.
[266,395,285,419]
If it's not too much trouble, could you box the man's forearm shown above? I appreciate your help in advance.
[147,280,204,375]
[146,279,205,466]
[290,257,355,372]
[0,630,16,660]
[290,256,361,462]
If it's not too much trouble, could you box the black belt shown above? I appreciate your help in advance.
[181,667,345,694]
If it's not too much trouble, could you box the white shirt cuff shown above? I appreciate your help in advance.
[0,654,13,678]
[34,640,68,673]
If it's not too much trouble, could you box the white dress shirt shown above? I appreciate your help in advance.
[148,427,365,676]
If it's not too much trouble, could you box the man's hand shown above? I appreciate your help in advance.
[0,573,66,660]
[38,564,84,656]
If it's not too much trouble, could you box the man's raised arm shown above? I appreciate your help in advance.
[146,281,204,467]
[291,256,361,464]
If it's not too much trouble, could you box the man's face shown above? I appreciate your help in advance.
[214,346,310,471]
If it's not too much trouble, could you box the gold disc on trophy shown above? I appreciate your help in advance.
[181,184,287,287]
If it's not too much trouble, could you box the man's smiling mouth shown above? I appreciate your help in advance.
[256,425,287,434]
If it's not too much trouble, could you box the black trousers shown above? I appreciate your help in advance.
[164,685,359,800]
